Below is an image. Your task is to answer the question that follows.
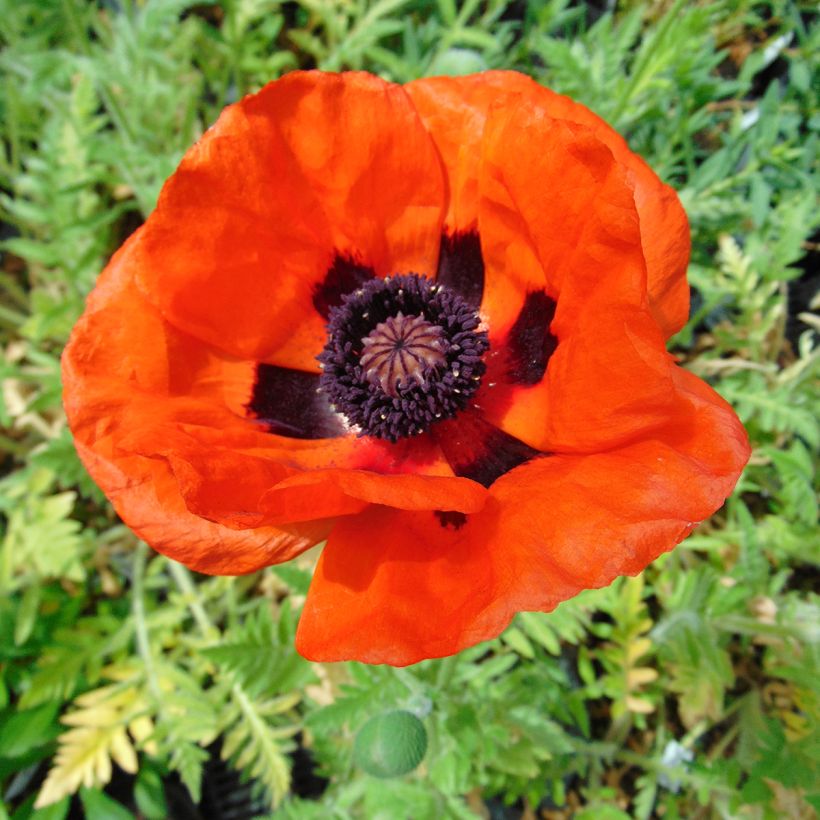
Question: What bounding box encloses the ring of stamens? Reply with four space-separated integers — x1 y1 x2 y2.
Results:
318 274 488 442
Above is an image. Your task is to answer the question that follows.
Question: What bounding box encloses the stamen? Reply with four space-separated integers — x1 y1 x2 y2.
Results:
318 274 489 442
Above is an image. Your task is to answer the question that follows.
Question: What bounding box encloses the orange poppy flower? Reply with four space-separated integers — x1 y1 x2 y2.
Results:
63 71 750 666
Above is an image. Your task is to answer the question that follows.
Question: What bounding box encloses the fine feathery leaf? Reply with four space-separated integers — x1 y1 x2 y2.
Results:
35 685 146 808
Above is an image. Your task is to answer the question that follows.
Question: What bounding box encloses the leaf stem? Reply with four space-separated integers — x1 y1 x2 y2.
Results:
167 559 218 638
132 542 163 703
435 653 460 691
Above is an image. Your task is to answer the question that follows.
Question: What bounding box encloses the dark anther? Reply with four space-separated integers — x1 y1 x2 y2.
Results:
318 274 489 442
505 290 558 385
313 253 375 319
434 511 468 530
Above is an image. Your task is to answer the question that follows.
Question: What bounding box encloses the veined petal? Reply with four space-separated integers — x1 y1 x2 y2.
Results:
407 71 689 337
485 365 750 607
63 234 481 574
296 504 509 666
71 441 323 575
135 71 446 365
297 365 749 664
478 105 677 452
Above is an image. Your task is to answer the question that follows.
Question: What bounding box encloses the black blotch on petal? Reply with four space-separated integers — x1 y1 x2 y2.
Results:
434 411 543 489
248 365 346 439
506 290 558 385
436 230 485 310
313 253 375 319
435 510 468 530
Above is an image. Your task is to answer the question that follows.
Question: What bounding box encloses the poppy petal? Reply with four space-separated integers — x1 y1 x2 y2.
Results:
135 71 446 365
73 440 324 575
62 243 332 571
477 105 685 453
406 74 504 232
261 469 487 519
63 237 486 574
407 74 547 337
480 107 644 314
484 366 751 610
122 416 488 528
406 71 688 337
296 504 507 666
297 365 749 665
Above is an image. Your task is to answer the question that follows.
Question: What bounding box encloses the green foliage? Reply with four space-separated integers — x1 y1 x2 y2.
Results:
0 468 89 594
1 0 817 816
587 576 659 722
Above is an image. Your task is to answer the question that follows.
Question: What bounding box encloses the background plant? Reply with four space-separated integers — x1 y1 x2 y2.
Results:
0 1 817 818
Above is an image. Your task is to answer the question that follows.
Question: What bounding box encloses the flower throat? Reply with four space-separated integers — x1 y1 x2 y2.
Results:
318 274 488 442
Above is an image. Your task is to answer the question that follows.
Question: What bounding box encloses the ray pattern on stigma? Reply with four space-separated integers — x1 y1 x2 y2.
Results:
318 274 489 442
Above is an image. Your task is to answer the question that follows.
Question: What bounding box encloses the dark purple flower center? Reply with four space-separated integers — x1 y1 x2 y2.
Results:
318 274 488 442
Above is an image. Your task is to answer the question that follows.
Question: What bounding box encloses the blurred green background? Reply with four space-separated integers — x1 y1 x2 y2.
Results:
0 1 818 818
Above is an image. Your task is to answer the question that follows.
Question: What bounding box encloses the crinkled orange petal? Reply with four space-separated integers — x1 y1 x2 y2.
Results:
405 75 498 232
406 71 688 337
124 426 486 526
63 240 331 571
542 307 677 452
262 469 486 518
477 105 679 452
115 423 362 529
407 73 548 341
479 107 644 322
134 71 445 367
296 365 749 665
482 366 751 610
117 408 486 525
296 504 507 666
72 441 323 575
64 234 485 562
